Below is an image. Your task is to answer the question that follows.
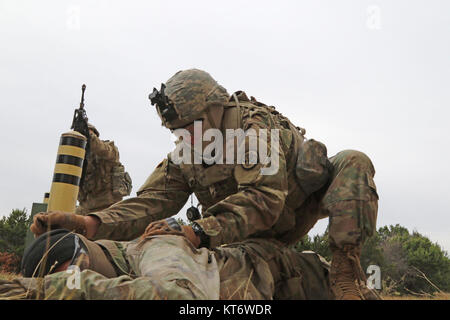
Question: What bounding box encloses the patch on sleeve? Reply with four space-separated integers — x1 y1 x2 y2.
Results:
234 151 262 185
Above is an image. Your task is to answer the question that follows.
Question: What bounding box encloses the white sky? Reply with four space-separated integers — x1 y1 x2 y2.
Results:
0 0 449 251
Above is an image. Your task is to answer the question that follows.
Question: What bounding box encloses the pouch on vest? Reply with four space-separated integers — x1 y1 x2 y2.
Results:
112 165 132 197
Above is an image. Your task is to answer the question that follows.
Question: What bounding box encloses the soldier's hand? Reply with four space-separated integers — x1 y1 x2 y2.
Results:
30 211 87 237
143 218 184 237
180 225 201 248
142 218 200 248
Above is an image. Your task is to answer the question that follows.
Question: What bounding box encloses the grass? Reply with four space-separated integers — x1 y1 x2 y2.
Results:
382 292 449 300
0 271 20 281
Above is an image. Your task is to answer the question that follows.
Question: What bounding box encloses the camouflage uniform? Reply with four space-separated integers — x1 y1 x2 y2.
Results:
87 91 378 253
25 70 378 300
26 235 332 300
76 126 132 215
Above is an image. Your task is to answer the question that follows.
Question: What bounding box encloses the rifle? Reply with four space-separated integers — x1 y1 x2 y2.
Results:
70 84 90 187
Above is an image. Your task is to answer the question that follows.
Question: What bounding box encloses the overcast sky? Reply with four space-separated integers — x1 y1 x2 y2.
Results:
0 0 449 251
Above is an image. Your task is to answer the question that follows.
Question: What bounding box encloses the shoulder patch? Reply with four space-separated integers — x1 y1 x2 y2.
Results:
234 164 261 185
234 150 261 185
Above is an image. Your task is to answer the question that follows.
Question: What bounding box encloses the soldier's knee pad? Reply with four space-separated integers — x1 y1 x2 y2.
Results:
324 150 378 207
333 150 375 174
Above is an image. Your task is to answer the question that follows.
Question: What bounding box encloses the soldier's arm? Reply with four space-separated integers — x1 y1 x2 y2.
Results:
89 130 119 161
39 269 197 300
86 157 191 241
195 121 289 248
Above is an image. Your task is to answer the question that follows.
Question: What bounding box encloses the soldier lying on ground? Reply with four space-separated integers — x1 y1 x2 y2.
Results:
0 228 334 300
30 69 380 299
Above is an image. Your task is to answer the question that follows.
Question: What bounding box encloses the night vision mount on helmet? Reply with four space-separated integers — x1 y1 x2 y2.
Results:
149 83 178 123
148 69 229 129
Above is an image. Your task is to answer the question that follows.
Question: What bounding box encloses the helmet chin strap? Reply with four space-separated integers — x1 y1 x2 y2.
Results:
204 105 224 130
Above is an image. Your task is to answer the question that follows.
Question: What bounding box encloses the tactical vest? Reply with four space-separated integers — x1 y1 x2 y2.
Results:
177 92 329 242
96 239 135 276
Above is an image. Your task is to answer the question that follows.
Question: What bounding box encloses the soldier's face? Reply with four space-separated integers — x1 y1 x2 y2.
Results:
181 119 202 145
173 108 223 150
52 253 90 273
181 116 215 147
53 260 71 273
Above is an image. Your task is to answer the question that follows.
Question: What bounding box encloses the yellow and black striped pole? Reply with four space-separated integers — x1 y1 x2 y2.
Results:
43 192 50 204
47 130 87 213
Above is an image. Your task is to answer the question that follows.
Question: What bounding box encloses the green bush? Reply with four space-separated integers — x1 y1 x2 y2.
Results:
295 231 331 261
295 224 450 295
0 209 30 268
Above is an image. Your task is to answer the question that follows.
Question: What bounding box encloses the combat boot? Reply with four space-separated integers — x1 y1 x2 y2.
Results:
330 244 365 300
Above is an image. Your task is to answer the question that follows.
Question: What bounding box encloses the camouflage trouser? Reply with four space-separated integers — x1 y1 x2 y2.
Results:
128 237 332 300
297 150 379 249
126 235 220 299
215 238 333 300
40 235 331 300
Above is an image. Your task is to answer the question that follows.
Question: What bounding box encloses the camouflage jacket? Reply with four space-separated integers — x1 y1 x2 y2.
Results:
89 91 331 246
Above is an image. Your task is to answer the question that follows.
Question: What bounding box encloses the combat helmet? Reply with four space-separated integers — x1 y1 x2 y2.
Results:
87 123 99 137
149 69 229 129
